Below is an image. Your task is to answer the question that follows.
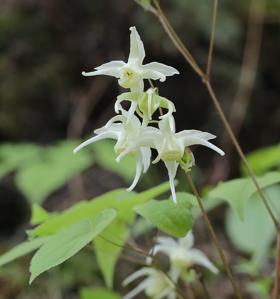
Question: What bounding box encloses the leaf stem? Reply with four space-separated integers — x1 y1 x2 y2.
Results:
186 173 243 299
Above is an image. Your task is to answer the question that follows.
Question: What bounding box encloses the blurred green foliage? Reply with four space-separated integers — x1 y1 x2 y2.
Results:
242 143 280 176
80 287 121 299
0 140 137 204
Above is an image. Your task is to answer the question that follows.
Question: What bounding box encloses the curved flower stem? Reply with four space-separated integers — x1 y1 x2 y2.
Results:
150 0 279 230
186 172 243 299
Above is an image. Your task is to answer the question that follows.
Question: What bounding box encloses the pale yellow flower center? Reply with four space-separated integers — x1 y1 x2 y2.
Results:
119 66 141 89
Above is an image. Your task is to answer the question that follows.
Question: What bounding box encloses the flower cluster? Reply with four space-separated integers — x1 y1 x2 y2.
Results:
74 26 224 203
123 231 218 299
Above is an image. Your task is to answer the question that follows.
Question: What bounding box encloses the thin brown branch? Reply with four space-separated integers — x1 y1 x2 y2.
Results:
206 0 218 77
224 0 265 149
186 173 243 299
97 234 150 258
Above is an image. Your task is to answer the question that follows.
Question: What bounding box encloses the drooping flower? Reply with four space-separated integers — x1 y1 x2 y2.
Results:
152 116 225 203
152 231 218 281
123 267 176 299
115 88 176 124
73 109 157 191
82 27 179 92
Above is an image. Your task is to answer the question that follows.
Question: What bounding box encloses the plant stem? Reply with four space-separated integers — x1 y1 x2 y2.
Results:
199 276 211 299
186 173 243 299
151 0 279 230
206 0 218 77
273 231 280 299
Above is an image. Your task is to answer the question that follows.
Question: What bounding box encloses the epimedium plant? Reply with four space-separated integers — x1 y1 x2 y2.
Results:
0 7 280 299
0 26 224 298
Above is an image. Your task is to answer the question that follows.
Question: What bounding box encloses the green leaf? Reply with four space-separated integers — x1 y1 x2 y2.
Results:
29 209 116 283
93 140 135 182
93 220 129 288
0 143 40 178
16 140 93 204
31 204 52 225
226 185 280 263
134 193 195 237
31 189 130 237
208 172 280 218
242 143 280 176
0 237 49 267
80 287 121 299
117 180 171 219
32 182 170 237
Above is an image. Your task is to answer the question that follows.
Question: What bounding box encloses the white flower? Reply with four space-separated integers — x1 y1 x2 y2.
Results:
73 109 157 191
152 231 218 281
82 26 179 92
123 267 176 299
115 88 176 124
153 116 225 203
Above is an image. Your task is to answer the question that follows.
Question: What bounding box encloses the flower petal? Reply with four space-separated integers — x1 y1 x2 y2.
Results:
179 231 194 249
128 27 145 65
73 132 117 153
156 236 178 248
140 147 151 173
95 123 122 135
115 92 139 114
127 101 138 121
164 161 179 204
151 244 173 256
184 136 225 156
127 155 143 191
95 60 126 70
82 60 125 77
176 130 216 141
152 138 167 164
123 279 150 299
142 62 179 82
188 248 219 274
123 268 154 286
169 266 181 283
